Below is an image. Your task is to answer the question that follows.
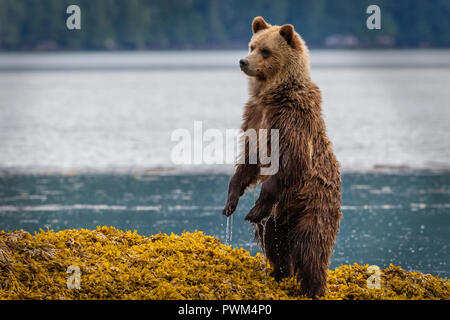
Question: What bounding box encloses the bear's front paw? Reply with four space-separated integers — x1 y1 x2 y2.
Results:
244 205 267 223
222 194 239 217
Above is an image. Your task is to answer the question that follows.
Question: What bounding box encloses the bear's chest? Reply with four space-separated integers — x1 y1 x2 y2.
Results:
243 100 270 132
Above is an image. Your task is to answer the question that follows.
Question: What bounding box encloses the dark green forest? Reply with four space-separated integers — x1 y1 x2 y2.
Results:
1 0 450 50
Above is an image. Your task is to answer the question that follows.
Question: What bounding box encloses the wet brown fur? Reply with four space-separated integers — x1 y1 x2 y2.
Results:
223 17 342 298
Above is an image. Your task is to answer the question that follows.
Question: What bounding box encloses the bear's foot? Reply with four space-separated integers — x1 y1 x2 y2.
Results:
299 281 327 299
269 269 290 282
244 205 270 223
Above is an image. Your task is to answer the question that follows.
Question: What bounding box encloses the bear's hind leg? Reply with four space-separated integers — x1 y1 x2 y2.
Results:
255 216 292 282
291 213 339 298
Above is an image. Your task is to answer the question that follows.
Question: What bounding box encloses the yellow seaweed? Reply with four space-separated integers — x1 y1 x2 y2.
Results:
0 226 448 300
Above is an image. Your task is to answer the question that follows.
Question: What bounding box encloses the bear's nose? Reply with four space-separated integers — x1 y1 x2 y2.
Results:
239 59 248 68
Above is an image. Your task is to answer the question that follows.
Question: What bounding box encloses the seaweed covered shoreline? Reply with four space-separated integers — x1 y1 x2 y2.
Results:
0 226 448 300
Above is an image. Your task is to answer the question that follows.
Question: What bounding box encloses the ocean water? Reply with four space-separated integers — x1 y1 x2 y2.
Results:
0 50 449 172
0 172 448 278
0 50 449 278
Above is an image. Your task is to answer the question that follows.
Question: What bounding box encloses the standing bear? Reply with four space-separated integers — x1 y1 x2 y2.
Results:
223 16 342 298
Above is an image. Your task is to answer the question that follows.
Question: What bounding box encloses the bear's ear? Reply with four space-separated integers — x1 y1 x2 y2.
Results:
252 16 270 34
279 24 296 47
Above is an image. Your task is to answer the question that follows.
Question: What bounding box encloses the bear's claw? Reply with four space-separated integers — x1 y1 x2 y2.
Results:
222 197 238 216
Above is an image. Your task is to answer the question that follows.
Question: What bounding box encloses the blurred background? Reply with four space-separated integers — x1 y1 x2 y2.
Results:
0 0 449 278
1 0 450 50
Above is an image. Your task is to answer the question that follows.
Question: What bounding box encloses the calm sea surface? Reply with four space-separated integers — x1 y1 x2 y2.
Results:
0 50 449 277
0 50 449 172
0 172 448 278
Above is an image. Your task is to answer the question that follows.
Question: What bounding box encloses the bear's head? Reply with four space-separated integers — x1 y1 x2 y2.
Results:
240 16 310 83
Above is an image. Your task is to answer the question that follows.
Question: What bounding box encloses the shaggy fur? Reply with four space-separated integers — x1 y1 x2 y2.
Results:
223 16 342 298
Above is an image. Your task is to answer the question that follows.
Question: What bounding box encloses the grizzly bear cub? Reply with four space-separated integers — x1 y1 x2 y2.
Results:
222 16 342 298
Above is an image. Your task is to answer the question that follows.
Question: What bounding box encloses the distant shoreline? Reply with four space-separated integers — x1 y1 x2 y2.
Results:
1 49 450 72
4 46 450 52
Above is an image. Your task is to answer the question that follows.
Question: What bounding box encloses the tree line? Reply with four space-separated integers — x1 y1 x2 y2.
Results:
1 0 449 50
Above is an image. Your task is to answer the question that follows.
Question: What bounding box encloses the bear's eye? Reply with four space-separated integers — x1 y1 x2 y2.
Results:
250 45 255 52
260 48 271 58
